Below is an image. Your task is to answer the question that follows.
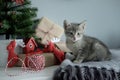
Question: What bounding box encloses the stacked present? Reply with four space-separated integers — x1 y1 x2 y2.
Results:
55 42 71 52
35 17 71 53
35 17 64 44
6 17 71 69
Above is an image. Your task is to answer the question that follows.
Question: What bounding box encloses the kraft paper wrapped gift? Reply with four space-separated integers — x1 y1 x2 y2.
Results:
16 53 58 67
55 42 71 52
35 17 64 44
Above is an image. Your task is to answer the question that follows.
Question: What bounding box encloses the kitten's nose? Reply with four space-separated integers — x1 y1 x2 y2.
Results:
73 37 76 41
73 37 75 40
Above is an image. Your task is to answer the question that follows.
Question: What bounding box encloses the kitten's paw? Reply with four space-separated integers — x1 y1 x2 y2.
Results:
73 60 80 64
65 52 75 60
73 59 83 64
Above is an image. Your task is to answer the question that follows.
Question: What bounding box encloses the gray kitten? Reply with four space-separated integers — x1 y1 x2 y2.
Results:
64 20 111 63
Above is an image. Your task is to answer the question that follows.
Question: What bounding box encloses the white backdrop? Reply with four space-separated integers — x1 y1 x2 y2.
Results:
31 0 120 48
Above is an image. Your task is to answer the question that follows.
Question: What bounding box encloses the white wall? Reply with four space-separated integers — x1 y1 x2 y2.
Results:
31 0 120 48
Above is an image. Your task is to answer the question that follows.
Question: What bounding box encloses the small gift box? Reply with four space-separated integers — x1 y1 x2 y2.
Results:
55 42 71 52
35 17 64 44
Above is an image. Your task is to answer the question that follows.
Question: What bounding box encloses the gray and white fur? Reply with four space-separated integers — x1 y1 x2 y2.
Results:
64 20 111 63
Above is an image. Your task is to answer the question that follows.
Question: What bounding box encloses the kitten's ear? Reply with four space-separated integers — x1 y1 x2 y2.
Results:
64 20 71 30
79 20 86 30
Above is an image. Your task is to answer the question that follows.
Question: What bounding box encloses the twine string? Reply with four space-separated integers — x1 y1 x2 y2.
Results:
5 55 45 76
37 24 57 43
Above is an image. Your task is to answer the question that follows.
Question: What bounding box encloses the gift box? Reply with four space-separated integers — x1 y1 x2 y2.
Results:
16 53 58 67
55 42 71 52
35 17 64 44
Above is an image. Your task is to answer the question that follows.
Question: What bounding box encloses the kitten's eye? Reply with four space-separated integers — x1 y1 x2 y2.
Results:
69 32 73 35
77 33 80 36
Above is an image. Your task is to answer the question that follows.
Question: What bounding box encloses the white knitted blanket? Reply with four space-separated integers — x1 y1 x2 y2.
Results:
61 49 120 72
